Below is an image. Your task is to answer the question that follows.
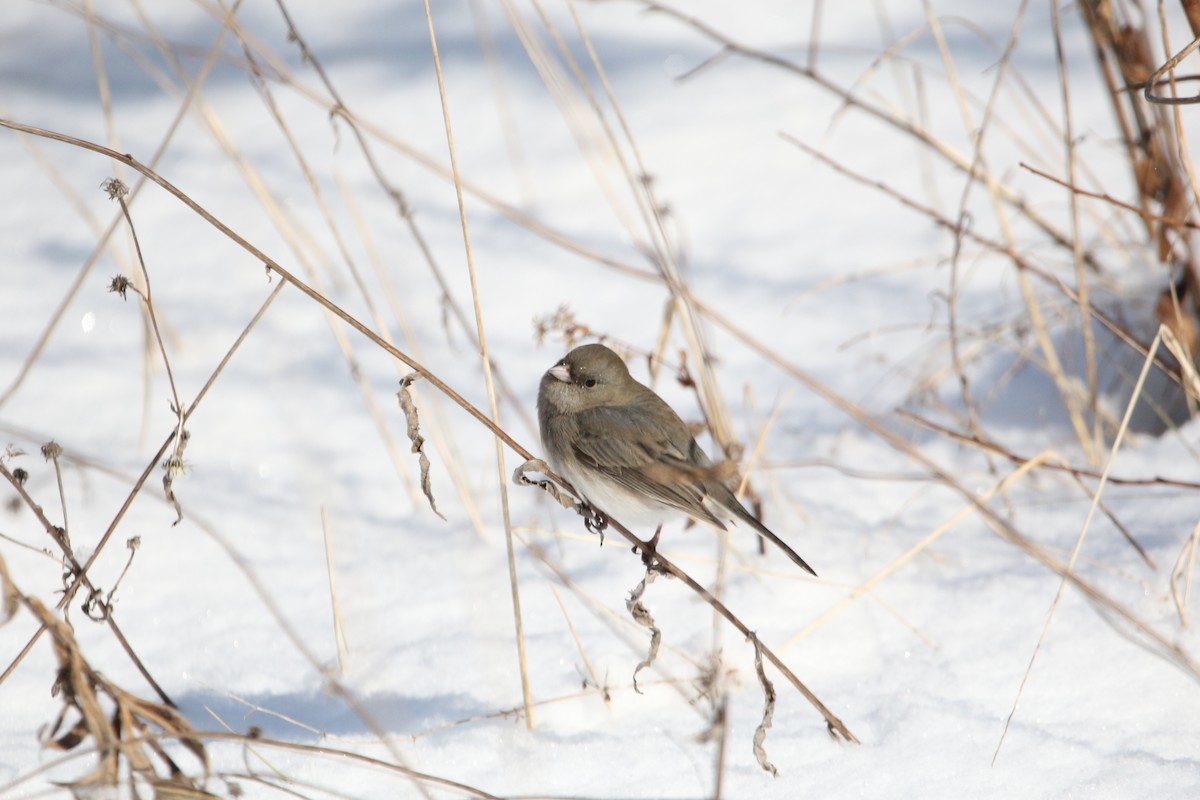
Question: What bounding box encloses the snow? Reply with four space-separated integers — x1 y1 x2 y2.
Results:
2 0 1200 797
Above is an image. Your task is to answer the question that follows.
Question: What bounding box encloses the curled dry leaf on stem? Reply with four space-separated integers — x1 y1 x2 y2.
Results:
397 373 446 521
512 458 608 538
162 435 190 526
750 634 778 778
626 569 661 695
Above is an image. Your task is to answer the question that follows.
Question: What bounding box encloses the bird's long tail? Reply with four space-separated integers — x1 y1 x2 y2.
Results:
731 503 817 576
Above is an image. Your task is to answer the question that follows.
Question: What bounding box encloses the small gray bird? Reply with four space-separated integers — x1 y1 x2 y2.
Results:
537 343 816 575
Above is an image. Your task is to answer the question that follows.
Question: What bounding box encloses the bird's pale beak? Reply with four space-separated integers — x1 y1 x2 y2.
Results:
548 363 571 383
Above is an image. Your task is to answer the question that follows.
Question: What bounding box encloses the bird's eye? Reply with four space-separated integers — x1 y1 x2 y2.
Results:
584 378 596 388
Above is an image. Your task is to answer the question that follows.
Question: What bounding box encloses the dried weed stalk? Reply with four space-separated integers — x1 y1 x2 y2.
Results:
0 553 211 797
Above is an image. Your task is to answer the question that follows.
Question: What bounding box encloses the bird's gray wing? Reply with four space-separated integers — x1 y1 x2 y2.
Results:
570 401 726 527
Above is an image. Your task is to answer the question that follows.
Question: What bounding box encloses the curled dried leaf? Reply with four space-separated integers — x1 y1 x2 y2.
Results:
750 634 779 777
398 374 446 521
16 589 211 794
163 473 183 526
512 459 577 513
625 569 661 694
512 459 607 541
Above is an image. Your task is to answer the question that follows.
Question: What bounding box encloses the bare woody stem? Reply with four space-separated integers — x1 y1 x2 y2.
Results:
0 117 857 742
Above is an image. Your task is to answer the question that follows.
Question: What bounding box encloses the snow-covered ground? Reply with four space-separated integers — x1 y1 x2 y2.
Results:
2 1 1199 797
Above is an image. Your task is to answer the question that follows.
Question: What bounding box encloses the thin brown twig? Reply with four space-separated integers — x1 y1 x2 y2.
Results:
1020 161 1200 231
0 461 172 706
1 728 501 800
0 117 856 743
899 409 1156 568
898 408 1200 490
0 2 238 409
1050 0 1102 455
994 324 1168 764
626 0 1105 273
783 133 1184 389
689 296 1200 682
105 181 188 473
0 278 286 697
1143 32 1200 104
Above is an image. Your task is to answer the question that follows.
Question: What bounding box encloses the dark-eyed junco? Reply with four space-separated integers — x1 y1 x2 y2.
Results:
537 343 816 575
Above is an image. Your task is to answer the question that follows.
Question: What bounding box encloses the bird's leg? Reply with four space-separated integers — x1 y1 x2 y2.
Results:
581 502 608 542
634 525 662 567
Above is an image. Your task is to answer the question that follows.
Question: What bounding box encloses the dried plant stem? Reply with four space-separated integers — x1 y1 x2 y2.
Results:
1171 519 1200 625
548 584 606 705
83 0 120 163
222 18 434 513
0 119 537 481
108 186 186 462
265 0 536 433
0 461 171 706
993 324 1170 764
784 135 1174 387
529 0 737 458
939 0 1027 462
1051 0 1101 453
45 445 71 550
420 0 535 730
0 279 285 697
5 728 501 800
521 482 858 740
785 452 1053 649
0 117 856 744
321 507 349 675
635 0 1098 271
1022 161 1200 231
692 296 1200 682
187 508 435 799
900 409 1200 490
0 6 236 409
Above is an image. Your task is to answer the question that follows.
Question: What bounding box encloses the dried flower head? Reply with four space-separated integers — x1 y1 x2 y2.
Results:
108 275 131 300
100 177 129 200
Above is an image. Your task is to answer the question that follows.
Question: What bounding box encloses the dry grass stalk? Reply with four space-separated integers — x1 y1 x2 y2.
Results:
0 553 211 797
995 323 1176 763
548 583 610 705
695 295 1200 686
0 456 171 706
1171 519 1200 626
784 451 1054 650
0 278 284 700
519 467 858 741
420 0 536 729
103 178 189 523
321 506 350 676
